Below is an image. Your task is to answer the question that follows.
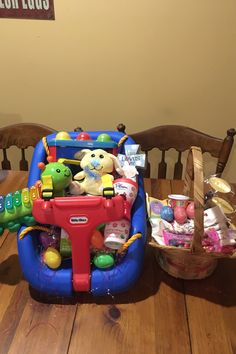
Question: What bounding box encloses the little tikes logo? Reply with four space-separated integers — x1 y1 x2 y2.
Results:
70 216 88 224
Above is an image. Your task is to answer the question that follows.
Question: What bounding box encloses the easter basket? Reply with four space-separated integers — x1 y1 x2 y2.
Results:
149 146 235 280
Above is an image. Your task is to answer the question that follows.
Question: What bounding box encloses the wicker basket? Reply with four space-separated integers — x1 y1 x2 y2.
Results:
149 146 233 280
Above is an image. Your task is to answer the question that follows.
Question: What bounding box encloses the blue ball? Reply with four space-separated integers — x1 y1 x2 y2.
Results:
160 206 174 222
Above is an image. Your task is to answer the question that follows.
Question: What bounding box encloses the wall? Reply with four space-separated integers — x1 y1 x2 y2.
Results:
0 0 236 180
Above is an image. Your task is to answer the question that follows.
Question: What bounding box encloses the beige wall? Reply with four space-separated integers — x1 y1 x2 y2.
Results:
0 0 235 180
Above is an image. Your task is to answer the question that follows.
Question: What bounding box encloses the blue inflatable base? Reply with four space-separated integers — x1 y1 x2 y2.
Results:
17 131 147 296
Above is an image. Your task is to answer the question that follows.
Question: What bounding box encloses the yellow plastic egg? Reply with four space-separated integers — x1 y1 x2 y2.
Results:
55 131 71 140
208 177 231 193
44 247 62 269
212 197 234 214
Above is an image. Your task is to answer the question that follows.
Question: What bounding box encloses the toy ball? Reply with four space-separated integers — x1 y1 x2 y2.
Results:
186 202 195 219
55 131 71 140
91 229 104 250
160 206 174 222
96 133 112 142
43 247 62 269
174 206 188 224
76 132 91 141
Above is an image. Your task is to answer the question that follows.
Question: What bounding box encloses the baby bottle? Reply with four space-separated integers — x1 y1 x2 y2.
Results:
104 178 138 250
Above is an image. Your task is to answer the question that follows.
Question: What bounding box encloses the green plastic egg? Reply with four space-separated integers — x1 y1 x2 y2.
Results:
93 253 114 269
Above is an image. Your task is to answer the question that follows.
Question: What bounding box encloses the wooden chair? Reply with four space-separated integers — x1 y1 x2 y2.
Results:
0 123 57 171
117 124 236 179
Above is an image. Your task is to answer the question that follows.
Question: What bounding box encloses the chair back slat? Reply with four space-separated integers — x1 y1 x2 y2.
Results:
216 128 236 175
158 151 167 179
144 157 150 178
173 151 183 180
117 124 236 179
2 149 11 170
0 123 56 171
20 149 28 171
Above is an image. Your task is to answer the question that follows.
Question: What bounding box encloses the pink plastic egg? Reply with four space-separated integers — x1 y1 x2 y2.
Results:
186 202 195 219
174 206 187 224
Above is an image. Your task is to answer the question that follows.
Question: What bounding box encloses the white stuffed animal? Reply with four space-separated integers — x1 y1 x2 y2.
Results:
69 149 123 195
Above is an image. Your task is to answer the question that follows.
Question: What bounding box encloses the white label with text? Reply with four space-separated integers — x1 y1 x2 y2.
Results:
69 216 88 224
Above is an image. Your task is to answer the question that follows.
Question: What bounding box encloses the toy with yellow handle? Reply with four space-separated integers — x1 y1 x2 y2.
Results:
41 175 53 200
38 158 72 197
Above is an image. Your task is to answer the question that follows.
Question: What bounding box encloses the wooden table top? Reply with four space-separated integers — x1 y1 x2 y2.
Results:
0 171 236 354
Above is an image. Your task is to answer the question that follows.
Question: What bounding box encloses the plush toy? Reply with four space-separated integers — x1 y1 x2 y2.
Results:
69 149 123 196
38 157 72 198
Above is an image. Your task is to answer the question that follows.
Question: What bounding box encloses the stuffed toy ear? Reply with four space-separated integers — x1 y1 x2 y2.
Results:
108 153 124 176
74 149 91 160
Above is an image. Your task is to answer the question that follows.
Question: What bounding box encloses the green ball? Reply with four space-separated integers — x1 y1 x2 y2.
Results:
96 133 112 142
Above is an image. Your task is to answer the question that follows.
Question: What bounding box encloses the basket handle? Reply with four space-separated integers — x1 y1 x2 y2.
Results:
183 146 204 253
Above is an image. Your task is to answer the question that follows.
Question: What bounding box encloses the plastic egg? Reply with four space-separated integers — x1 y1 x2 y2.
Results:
43 247 61 269
212 196 234 214
160 206 174 222
93 253 114 269
186 202 195 219
76 132 92 141
55 131 71 140
91 229 104 250
174 206 187 224
208 177 231 193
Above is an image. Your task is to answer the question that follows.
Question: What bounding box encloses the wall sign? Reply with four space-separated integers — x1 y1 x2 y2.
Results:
0 0 55 20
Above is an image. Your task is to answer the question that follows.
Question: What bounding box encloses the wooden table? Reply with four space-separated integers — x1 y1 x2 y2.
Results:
1 171 236 354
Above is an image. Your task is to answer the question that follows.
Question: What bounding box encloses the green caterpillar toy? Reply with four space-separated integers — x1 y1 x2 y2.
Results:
0 188 37 235
0 161 72 235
